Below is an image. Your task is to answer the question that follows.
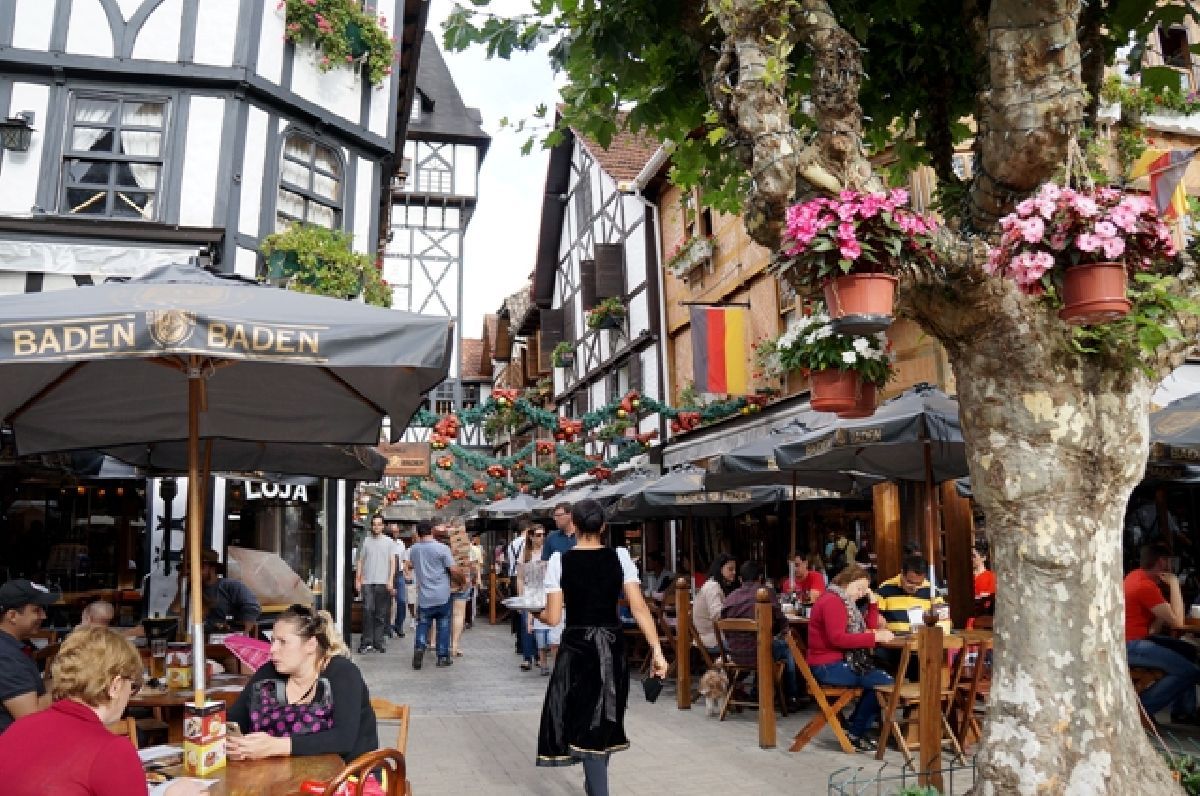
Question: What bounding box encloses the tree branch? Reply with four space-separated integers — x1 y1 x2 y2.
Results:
965 0 1086 230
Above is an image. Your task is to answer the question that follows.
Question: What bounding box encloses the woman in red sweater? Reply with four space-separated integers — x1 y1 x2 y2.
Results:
806 564 895 751
0 626 205 795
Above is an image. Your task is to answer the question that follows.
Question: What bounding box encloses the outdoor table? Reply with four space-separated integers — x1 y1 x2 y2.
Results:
130 673 249 742
150 753 345 796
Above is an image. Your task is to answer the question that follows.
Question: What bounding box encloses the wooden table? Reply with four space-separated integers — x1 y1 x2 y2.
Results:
153 753 345 796
130 674 249 742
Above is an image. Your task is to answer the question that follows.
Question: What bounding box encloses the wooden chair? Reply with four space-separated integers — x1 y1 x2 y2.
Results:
618 598 649 672
712 618 788 720
321 748 407 796
878 633 969 768
947 633 994 747
370 697 411 755
785 633 861 754
651 603 679 680
107 717 139 749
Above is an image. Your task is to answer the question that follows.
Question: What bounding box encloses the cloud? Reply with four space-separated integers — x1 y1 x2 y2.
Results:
424 3 560 338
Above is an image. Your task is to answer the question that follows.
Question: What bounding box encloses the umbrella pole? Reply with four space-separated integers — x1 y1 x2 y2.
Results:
923 440 936 591
789 471 797 559
187 358 206 707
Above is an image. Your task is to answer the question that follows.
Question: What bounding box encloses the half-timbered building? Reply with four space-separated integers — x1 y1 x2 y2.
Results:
0 0 429 633
531 119 667 461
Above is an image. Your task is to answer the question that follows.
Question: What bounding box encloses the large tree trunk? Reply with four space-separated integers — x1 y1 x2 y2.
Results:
921 289 1181 793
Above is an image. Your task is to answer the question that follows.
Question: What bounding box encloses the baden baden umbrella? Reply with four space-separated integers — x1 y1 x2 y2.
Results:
1150 392 1200 464
478 492 541 519
103 441 386 482
773 383 967 583
0 264 452 706
611 467 791 520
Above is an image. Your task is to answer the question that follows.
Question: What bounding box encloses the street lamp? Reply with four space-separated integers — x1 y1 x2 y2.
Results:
0 112 35 152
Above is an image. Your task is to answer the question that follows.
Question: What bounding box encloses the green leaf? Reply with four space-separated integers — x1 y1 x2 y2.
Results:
1142 66 1183 94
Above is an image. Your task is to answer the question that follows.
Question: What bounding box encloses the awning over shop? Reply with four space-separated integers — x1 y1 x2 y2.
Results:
660 396 820 468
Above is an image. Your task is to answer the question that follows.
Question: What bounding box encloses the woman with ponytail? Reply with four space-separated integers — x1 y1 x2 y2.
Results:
534 499 668 796
227 604 378 762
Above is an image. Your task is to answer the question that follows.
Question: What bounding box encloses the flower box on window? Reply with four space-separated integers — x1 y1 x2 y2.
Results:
666 236 715 281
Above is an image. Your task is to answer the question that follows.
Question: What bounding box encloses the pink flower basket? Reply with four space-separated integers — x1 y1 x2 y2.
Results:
223 634 271 672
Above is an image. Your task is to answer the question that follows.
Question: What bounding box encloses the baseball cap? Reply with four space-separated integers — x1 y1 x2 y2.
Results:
0 579 60 610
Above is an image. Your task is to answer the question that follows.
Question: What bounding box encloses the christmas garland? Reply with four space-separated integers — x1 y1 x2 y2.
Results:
387 388 769 511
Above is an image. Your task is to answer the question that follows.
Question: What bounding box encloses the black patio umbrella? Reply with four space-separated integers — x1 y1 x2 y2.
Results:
773 383 968 583
102 441 386 482
610 467 792 520
0 264 452 705
478 492 541 520
1150 392 1200 464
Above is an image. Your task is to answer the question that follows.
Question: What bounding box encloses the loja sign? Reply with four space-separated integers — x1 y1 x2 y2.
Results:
243 481 310 501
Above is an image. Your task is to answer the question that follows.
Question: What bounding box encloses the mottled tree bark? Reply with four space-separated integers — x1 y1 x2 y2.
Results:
703 0 1196 790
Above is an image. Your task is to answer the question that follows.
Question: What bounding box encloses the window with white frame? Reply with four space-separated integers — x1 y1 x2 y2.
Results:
61 94 169 220
276 133 343 230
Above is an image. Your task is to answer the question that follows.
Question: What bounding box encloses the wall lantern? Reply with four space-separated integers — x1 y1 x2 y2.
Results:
0 112 35 152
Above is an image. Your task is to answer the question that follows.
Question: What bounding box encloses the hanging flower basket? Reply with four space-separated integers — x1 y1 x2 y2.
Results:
587 297 627 331
986 183 1176 327
824 273 899 334
810 369 870 416
551 342 575 368
1059 262 1133 325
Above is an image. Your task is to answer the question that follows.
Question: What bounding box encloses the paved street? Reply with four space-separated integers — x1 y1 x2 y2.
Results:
353 618 976 795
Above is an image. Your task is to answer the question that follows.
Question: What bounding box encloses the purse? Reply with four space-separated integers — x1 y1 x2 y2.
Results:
845 648 873 675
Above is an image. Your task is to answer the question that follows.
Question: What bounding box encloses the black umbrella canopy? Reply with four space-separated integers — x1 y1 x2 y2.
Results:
0 264 452 454
704 415 880 493
1150 392 1200 463
611 468 791 520
102 441 386 482
478 492 541 519
772 383 967 483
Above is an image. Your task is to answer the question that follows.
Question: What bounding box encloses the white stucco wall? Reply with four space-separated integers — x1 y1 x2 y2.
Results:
354 156 373 252
0 83 51 216
131 0 183 63
66 0 115 58
11 0 54 51
178 95 227 228
193 0 240 67
238 107 270 235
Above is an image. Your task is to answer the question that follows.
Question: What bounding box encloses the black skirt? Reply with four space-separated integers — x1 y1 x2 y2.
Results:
536 625 630 766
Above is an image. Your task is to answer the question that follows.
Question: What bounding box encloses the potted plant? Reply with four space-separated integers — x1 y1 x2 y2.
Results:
260 223 392 308
776 188 939 333
665 235 715 280
587 296 627 330
282 0 396 86
985 183 1176 325
757 311 893 418
551 341 575 368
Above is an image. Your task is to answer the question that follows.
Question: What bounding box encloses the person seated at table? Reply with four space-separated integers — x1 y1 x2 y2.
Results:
641 551 673 597
1125 543 1200 725
227 603 378 762
171 549 261 634
0 578 58 734
77 600 143 638
780 553 826 604
806 564 895 751
720 561 804 711
875 555 946 632
0 625 205 795
693 554 737 655
969 544 996 629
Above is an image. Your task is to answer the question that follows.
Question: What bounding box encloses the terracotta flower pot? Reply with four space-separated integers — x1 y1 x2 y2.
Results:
810 369 868 416
1058 262 1132 326
825 274 898 334
837 380 877 419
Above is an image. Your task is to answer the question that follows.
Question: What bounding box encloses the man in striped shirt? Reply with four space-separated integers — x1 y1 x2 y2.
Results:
875 554 946 632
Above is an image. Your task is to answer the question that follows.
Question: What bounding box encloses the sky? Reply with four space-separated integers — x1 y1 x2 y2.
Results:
425 1 559 339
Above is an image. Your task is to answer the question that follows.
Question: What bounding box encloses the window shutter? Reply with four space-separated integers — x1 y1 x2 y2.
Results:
538 308 564 372
563 298 576 345
629 352 643 391
529 336 543 379
494 320 512 362
594 243 625 299
574 391 589 416
579 259 597 310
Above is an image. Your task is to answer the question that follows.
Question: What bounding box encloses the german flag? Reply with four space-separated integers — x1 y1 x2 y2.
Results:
1130 148 1194 220
689 306 749 395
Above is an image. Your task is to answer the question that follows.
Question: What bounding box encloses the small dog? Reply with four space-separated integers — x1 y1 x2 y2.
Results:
699 662 730 716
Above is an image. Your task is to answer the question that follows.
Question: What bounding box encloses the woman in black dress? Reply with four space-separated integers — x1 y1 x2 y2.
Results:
534 498 668 796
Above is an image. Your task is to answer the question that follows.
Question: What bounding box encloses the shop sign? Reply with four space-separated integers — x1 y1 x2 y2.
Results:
243 481 310 501
378 442 430 476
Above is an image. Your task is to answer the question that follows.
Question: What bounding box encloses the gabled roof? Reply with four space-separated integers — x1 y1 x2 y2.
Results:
460 337 488 382
409 32 491 152
532 115 661 307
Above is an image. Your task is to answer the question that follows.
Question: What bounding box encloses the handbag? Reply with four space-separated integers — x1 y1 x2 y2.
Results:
845 648 873 675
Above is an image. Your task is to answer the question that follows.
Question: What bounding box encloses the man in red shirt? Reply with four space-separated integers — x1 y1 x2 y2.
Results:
1125 543 1200 724
780 553 827 604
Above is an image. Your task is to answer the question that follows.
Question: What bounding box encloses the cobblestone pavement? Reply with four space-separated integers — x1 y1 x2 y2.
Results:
352 616 973 795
